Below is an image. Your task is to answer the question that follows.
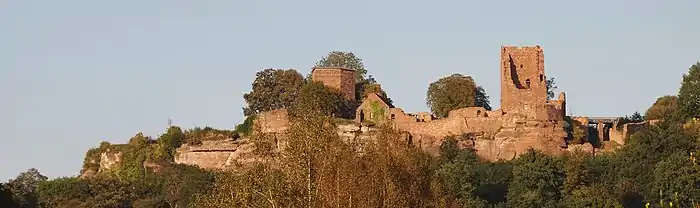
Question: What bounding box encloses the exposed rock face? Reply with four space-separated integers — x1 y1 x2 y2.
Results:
99 151 123 171
175 140 258 170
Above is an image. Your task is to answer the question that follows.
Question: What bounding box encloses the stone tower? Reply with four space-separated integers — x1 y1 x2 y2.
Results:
500 45 548 120
311 67 356 101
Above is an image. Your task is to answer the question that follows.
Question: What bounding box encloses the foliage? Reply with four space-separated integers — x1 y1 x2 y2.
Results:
155 126 185 162
507 149 563 208
288 81 353 119
234 115 256 137
546 76 558 100
360 82 393 106
368 100 387 123
117 133 156 181
7 168 47 208
678 62 700 120
615 111 645 130
243 68 305 116
475 85 492 111
183 126 236 146
426 74 478 118
646 95 678 121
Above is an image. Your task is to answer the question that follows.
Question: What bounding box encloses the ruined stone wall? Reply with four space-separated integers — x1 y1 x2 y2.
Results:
394 112 503 141
448 107 490 118
256 109 289 134
311 67 356 101
500 46 548 120
389 108 419 123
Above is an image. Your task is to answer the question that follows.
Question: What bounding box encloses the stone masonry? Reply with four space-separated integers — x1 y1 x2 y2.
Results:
311 67 356 101
501 46 551 121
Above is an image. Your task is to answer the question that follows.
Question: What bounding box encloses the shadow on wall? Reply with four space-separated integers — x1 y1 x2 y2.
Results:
508 55 526 89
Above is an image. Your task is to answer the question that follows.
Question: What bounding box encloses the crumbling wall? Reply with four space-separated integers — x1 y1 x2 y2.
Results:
311 67 356 101
448 107 490 118
256 109 289 134
389 108 418 123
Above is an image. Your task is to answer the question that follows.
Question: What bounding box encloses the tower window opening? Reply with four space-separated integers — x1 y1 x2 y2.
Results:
540 74 544 82
525 79 531 88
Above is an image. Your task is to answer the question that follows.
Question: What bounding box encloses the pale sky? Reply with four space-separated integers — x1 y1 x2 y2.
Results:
1 0 698 180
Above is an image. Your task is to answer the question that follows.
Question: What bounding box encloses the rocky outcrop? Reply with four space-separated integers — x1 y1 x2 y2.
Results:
175 139 258 170
99 151 123 171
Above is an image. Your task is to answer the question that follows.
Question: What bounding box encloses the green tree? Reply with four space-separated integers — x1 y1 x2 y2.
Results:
677 62 700 120
156 126 185 161
7 168 47 208
645 95 678 121
243 68 305 116
547 77 558 100
158 164 215 207
431 136 487 207
359 82 393 106
475 86 492 111
426 74 477 118
652 151 700 207
507 149 564 208
0 183 18 207
288 81 352 119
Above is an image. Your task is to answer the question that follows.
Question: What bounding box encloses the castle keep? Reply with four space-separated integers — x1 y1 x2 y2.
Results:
311 66 356 101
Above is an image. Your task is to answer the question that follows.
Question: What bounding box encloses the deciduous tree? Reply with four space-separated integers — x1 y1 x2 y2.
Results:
243 69 305 116
677 62 700 120
426 74 478 118
7 168 47 208
288 81 352 119
645 95 678 121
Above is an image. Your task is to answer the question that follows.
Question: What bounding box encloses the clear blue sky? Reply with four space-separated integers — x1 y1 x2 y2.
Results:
1 0 698 180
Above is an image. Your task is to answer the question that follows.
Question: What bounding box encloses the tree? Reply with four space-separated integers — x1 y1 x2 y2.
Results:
0 183 18 208
426 74 477 118
546 77 558 100
288 81 352 119
506 149 564 208
243 68 305 116
652 151 700 207
645 95 678 121
156 126 185 161
359 82 393 106
677 62 700 120
7 168 47 208
475 86 492 111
